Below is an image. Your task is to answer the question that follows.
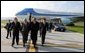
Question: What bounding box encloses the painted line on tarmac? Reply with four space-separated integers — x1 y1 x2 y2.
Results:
26 40 38 52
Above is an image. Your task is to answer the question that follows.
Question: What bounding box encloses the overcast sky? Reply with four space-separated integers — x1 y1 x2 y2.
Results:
1 1 84 17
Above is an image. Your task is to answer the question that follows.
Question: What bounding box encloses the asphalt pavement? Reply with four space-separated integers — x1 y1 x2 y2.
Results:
1 28 84 52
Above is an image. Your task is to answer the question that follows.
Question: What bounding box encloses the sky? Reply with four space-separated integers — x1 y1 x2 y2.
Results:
1 1 84 18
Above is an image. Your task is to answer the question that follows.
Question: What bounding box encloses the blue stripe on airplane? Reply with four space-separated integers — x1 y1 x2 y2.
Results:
16 8 81 16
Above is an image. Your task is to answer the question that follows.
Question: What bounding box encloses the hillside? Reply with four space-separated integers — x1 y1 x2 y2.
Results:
69 16 84 23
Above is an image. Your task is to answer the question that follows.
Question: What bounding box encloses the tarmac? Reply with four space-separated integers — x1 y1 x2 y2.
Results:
1 28 84 52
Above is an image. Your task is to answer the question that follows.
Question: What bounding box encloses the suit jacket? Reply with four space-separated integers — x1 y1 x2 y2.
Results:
21 22 30 32
30 21 39 40
40 22 48 34
4 22 12 31
11 22 20 34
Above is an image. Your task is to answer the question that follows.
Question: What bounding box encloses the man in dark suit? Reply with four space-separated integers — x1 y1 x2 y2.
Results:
21 19 31 47
40 18 48 46
30 17 39 48
11 17 21 47
4 20 12 39
48 21 52 32
39 20 43 37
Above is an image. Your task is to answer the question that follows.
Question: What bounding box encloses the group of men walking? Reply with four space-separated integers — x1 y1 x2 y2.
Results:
4 16 50 48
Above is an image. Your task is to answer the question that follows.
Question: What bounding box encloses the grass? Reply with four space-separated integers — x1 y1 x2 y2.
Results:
1 20 8 24
1 20 8 28
74 21 84 26
66 26 84 34
66 22 84 34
